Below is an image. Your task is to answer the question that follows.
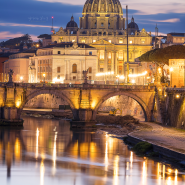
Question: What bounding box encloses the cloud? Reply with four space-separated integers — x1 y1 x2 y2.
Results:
0 22 59 28
0 31 38 41
35 0 185 15
149 18 180 23
150 32 167 36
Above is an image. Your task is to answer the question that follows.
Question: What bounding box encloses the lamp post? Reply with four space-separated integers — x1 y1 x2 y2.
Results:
170 67 173 87
43 73 45 83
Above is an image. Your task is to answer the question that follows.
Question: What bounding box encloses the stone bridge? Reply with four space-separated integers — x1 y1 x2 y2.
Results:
0 82 156 126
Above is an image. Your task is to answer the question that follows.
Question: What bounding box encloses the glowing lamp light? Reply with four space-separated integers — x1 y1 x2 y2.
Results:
170 67 173 72
120 75 125 79
43 74 45 77
131 79 135 84
129 71 147 77
52 16 54 19
176 94 180 99
20 76 23 81
16 101 21 108
164 94 167 97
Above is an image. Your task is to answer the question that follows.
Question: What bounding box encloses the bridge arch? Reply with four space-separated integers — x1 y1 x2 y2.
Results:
93 91 151 121
17 89 75 118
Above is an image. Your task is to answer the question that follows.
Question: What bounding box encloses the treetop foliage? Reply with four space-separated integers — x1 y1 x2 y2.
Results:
140 45 185 65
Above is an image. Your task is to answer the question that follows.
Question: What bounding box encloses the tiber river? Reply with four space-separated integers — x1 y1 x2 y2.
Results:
0 116 185 185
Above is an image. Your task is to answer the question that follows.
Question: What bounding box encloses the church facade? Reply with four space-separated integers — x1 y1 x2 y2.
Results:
51 0 153 83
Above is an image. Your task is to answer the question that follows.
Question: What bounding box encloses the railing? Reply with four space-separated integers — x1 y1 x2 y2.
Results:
166 87 185 92
10 83 155 91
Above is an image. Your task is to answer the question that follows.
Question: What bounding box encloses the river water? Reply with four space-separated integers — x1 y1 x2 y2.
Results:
0 116 185 185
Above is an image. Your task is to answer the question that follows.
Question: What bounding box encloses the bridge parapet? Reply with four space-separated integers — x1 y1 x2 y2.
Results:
14 83 155 91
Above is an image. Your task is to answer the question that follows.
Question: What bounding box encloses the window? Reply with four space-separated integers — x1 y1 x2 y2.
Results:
89 76 92 80
43 60 45 64
72 64 77 73
38 67 39 72
88 67 92 73
118 51 123 60
40 67 42 72
101 23 104 26
57 75 60 79
119 66 122 74
100 50 104 59
58 51 60 54
40 60 42 64
119 40 123 44
108 52 111 59
89 51 92 55
100 68 104 72
94 22 97 27
57 67 60 73
108 22 110 27
43 67 45 72
82 40 85 43
73 76 76 80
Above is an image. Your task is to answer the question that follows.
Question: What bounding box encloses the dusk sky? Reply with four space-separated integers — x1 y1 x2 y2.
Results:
0 0 185 42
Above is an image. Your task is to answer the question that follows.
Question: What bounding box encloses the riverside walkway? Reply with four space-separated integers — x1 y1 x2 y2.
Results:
129 122 185 156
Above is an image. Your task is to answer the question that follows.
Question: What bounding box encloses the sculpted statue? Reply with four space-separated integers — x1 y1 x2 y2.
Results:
83 69 89 84
8 69 14 83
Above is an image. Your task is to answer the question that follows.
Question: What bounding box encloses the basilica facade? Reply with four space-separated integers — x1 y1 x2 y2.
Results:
51 0 153 83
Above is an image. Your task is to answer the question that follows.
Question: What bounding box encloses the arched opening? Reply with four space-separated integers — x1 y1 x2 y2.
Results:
97 95 145 121
17 90 75 119
72 64 77 73
93 92 149 122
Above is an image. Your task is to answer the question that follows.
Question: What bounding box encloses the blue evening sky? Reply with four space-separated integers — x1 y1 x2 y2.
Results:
0 0 184 41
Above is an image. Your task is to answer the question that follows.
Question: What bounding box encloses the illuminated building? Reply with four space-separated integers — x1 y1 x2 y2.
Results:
28 42 97 83
51 0 153 83
169 59 185 87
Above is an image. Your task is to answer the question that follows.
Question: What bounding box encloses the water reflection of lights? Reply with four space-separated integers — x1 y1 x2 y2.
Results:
130 151 133 168
52 131 57 175
40 160 45 185
36 128 39 159
157 163 161 185
105 140 108 171
113 155 119 185
142 161 147 185
163 165 165 179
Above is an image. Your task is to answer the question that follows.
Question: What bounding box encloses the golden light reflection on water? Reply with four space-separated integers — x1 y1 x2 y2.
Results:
52 131 57 175
36 128 39 159
0 117 185 184
113 155 119 185
142 160 147 185
40 160 45 185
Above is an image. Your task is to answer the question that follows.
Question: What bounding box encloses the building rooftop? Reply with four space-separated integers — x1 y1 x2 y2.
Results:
43 43 95 49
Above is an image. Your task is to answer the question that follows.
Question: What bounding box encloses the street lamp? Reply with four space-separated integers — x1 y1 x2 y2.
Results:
43 73 45 83
20 76 23 83
170 67 173 87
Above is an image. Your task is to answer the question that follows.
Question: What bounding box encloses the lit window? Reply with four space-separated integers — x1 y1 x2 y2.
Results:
100 68 104 72
72 39 75 42
108 52 111 59
93 40 96 43
82 40 85 43
89 51 92 55
129 40 132 44
57 67 60 73
57 75 60 79
88 67 92 73
72 64 77 73
89 76 92 80
118 51 123 60
119 40 123 44
141 39 145 44
100 50 104 59
73 76 76 80
108 40 111 43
